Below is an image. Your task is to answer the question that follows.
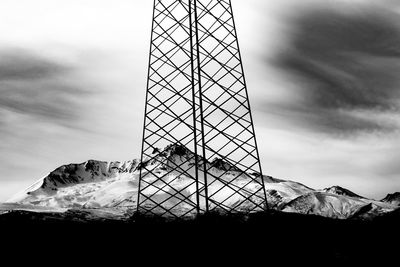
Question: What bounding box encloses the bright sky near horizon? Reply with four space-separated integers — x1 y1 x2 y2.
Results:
0 0 400 201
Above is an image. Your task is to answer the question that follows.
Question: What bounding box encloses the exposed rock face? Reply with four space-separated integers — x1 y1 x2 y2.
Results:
382 192 400 206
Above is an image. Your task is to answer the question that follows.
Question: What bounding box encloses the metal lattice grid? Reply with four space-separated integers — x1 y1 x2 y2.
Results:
137 0 268 218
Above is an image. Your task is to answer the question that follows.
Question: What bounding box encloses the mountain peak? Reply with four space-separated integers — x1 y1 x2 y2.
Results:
210 158 241 171
323 186 363 198
143 143 243 173
140 143 200 169
160 144 243 172
146 143 198 161
164 143 195 157
382 192 400 206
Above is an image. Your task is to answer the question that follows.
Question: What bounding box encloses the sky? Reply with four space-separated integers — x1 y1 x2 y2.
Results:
0 0 400 201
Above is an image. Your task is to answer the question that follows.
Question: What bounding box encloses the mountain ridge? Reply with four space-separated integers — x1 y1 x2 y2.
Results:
4 144 399 220
382 192 400 206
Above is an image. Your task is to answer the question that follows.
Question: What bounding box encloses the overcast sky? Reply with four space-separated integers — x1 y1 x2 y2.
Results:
0 0 400 201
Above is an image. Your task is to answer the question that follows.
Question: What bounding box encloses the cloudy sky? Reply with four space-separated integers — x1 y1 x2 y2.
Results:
1 0 400 201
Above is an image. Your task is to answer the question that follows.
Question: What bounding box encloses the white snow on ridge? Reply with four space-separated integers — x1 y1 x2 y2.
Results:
7 159 139 208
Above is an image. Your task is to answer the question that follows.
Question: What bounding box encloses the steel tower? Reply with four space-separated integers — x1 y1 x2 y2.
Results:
137 0 267 218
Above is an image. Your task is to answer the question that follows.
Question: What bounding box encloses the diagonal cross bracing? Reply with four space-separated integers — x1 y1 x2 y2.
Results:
137 0 268 217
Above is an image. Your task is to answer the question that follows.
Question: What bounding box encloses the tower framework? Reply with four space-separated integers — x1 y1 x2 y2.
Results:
137 0 268 217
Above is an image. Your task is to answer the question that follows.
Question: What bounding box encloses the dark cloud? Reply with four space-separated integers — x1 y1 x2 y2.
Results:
0 50 69 80
273 5 400 135
0 49 91 126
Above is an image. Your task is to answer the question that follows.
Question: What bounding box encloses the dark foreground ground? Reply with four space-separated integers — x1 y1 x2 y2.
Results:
1 209 399 265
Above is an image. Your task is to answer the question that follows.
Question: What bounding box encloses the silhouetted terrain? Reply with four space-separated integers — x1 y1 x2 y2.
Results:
1 209 399 265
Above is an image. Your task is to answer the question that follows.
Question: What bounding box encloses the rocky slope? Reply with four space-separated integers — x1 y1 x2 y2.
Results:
382 192 400 206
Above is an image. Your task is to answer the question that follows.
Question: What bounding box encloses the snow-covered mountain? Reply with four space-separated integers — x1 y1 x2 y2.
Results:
322 186 363 198
382 193 400 206
8 159 140 211
4 144 399 220
281 192 395 219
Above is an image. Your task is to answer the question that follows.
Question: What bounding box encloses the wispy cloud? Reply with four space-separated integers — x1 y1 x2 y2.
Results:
271 4 400 135
0 48 91 127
